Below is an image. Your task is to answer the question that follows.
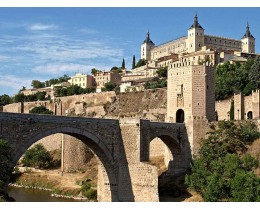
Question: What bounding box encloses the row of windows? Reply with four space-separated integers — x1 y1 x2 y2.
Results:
72 78 86 82
189 32 203 36
96 77 109 80
205 38 241 47
243 41 254 45
71 83 85 86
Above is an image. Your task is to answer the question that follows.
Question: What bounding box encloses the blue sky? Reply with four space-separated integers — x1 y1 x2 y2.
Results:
0 7 260 96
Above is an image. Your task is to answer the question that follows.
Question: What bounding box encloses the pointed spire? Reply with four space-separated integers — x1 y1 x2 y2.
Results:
194 12 198 23
143 28 154 45
189 12 203 30
242 21 254 39
146 28 150 38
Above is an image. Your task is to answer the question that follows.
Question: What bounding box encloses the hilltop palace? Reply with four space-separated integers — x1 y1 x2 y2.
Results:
125 13 257 93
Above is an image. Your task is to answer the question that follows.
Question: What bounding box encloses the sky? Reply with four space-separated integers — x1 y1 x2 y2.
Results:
0 7 260 96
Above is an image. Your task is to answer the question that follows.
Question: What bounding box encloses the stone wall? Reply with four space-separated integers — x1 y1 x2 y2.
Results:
215 98 232 120
31 133 62 151
3 89 167 121
215 90 260 121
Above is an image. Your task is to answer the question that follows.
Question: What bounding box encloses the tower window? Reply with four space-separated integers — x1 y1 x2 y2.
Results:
197 32 198 35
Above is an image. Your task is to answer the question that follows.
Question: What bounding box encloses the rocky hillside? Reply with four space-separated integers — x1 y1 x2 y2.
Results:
105 88 167 121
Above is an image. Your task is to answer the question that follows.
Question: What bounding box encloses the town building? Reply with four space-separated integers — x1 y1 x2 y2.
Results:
93 71 122 92
68 73 94 89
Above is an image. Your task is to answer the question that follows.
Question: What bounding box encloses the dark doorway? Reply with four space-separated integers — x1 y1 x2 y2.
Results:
176 109 185 123
247 111 253 119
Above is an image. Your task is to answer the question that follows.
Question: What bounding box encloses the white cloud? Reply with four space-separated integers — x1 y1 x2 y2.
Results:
0 75 32 90
33 63 89 75
0 55 9 61
28 23 57 31
32 63 111 75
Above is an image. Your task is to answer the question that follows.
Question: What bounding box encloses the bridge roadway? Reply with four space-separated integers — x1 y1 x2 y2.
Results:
0 112 191 202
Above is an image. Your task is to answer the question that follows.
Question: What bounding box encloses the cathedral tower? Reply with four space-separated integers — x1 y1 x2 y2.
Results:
188 13 205 53
241 22 255 53
141 30 155 61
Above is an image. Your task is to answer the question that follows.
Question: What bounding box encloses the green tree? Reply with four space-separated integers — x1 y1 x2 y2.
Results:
29 106 53 115
230 171 260 202
13 93 25 103
156 66 168 78
249 56 260 89
21 144 53 169
0 94 11 106
0 139 12 190
144 78 167 90
229 99 234 120
122 58 125 69
185 121 260 202
102 82 116 91
135 59 147 68
91 68 98 75
215 58 257 100
31 80 45 89
110 66 122 73
132 55 136 69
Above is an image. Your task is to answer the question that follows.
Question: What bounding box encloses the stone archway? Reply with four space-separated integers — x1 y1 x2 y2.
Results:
12 127 119 202
149 135 184 201
176 109 185 123
247 111 253 119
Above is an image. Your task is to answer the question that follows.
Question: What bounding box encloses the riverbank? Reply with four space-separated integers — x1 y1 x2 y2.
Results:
9 167 97 201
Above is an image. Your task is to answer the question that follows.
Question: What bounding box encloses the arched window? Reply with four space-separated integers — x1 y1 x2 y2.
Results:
247 111 253 119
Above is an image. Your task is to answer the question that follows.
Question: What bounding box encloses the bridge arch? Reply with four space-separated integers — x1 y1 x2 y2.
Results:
149 134 184 200
12 126 119 202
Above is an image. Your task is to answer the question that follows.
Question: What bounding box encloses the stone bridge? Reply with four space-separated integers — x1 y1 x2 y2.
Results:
0 112 191 202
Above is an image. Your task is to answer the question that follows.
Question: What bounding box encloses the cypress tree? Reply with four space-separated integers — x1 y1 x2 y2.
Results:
122 58 125 69
132 55 136 69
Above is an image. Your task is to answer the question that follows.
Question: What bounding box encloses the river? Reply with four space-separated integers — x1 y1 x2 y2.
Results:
7 186 82 202
8 186 182 202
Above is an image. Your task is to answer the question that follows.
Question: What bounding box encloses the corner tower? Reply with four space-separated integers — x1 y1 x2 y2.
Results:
241 22 255 53
141 30 155 61
188 13 205 53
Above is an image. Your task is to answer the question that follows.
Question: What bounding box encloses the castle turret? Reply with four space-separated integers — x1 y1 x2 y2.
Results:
241 22 255 53
188 13 205 53
141 29 155 61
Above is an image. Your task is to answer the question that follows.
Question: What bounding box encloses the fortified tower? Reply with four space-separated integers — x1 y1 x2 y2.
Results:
141 30 155 61
188 13 205 53
166 51 216 155
241 22 255 53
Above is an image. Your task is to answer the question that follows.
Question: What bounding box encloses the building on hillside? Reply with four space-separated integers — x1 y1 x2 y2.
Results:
93 71 122 92
141 14 256 66
68 73 94 89
119 77 157 93
21 87 54 99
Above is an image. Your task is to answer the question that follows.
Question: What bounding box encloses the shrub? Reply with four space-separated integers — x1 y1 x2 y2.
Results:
80 181 97 200
29 106 53 115
185 120 260 201
0 139 12 190
21 144 53 169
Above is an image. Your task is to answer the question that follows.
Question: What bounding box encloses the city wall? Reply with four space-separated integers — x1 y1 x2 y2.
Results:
215 90 260 121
